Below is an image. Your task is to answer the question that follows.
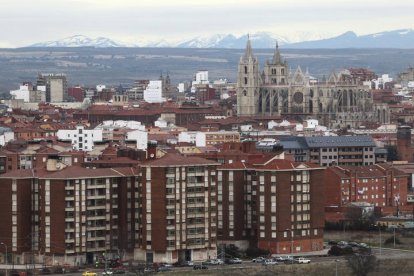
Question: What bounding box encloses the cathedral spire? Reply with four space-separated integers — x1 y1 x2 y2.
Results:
243 34 254 60
272 40 282 64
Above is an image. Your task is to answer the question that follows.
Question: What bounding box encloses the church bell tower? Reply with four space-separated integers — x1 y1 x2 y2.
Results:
237 36 261 116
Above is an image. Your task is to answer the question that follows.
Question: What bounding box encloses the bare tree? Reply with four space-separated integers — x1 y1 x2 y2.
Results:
347 253 377 276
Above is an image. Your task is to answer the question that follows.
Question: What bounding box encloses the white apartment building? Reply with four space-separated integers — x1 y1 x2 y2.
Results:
95 120 148 150
178 131 199 144
57 125 103 151
191 71 209 93
143 80 165 103
0 127 14 146
126 129 148 150
10 84 32 102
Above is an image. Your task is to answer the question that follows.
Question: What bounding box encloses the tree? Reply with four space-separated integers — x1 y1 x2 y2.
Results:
347 253 377 276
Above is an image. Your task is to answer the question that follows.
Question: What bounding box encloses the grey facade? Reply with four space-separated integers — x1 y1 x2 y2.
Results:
279 136 378 166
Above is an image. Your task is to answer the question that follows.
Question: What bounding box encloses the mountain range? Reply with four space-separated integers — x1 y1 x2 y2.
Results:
27 29 414 49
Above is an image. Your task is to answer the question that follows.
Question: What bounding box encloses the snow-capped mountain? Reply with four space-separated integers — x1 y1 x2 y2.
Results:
29 35 126 48
287 29 414 48
26 29 414 49
176 32 289 48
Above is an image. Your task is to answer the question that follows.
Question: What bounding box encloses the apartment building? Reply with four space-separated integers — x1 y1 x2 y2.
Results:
57 125 103 151
325 164 410 218
0 166 140 265
138 154 219 264
217 157 325 254
279 136 377 166
196 131 240 147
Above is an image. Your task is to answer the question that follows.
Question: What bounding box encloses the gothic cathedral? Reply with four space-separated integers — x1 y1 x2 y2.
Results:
236 38 390 128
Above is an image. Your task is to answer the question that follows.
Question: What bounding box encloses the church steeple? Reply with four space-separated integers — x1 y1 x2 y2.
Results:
272 41 282 64
243 34 254 60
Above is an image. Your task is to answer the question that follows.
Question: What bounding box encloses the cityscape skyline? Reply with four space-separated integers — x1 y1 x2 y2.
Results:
1 0 413 47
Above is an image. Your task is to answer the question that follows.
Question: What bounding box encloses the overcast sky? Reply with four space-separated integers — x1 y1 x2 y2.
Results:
0 0 413 47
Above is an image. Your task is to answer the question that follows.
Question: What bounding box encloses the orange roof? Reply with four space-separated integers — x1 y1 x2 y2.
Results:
143 153 219 167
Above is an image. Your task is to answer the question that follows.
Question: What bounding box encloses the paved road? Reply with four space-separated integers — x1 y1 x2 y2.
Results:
3 247 414 276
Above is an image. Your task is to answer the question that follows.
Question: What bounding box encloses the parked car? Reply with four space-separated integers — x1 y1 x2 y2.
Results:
296 257 311 264
157 266 172 272
284 256 295 264
338 241 348 246
214 259 224 265
82 272 97 276
102 270 113 276
252 257 266 263
274 256 286 262
227 258 242 264
184 261 194 266
263 259 278 265
348 241 359 247
193 264 208 270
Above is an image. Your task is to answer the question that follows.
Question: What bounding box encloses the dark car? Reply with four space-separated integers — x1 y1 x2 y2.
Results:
157 267 172 273
193 264 208 270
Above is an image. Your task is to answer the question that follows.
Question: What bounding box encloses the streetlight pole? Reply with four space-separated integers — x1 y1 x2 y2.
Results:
335 259 339 276
379 225 382 256
393 227 396 248
1 242 8 276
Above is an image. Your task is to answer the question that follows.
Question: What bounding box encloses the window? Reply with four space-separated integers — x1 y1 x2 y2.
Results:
244 66 247 74
244 77 248 85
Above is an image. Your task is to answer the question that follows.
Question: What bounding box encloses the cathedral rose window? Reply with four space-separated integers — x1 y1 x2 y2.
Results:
293 92 303 104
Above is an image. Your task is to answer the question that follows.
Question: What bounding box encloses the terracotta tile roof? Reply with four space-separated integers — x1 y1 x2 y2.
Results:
143 153 219 167
218 161 247 170
0 166 139 179
218 158 322 171
337 165 386 178
36 147 60 154
253 159 322 170
0 169 37 179
89 157 140 164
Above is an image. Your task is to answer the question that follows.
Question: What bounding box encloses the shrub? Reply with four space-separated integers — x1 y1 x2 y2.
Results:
384 236 402 245
245 247 270 258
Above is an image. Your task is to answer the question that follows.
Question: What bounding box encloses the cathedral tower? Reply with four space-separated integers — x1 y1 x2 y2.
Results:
263 42 289 85
237 37 261 116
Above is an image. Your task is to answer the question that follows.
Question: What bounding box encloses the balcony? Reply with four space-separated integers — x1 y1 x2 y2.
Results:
339 158 363 163
87 205 106 210
65 238 75 243
87 226 106 231
87 236 106 242
88 195 107 200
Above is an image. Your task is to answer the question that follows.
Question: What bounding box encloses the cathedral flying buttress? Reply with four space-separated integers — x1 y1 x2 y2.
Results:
236 38 390 129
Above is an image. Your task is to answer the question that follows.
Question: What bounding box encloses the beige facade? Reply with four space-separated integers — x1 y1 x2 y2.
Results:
236 41 390 128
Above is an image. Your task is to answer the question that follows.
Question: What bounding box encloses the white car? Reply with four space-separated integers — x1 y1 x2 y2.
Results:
212 259 224 265
263 259 278 265
297 257 311 264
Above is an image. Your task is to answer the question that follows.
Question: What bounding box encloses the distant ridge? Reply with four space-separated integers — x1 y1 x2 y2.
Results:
29 35 126 48
287 29 414 49
26 29 414 49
